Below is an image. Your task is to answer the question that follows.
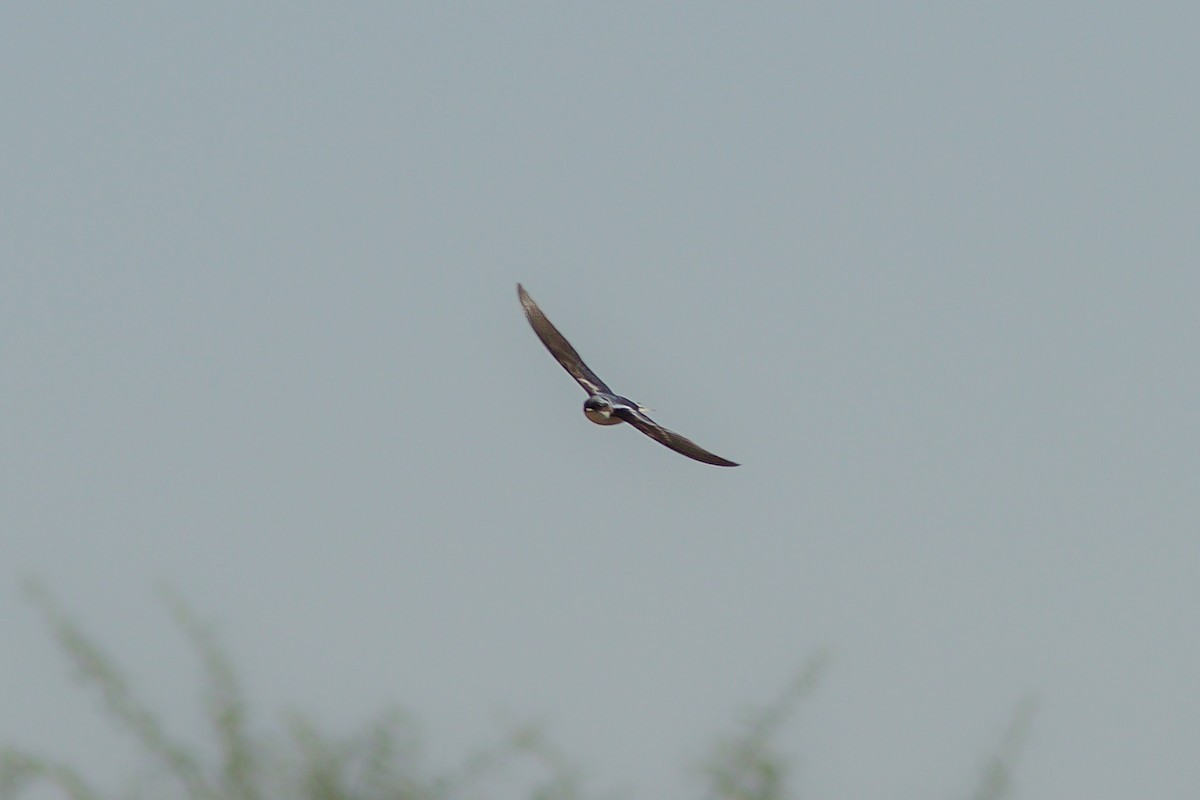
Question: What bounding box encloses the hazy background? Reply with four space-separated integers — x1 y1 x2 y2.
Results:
3 5 1197 798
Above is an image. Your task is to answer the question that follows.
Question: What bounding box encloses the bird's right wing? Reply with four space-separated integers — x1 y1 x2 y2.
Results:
517 284 611 395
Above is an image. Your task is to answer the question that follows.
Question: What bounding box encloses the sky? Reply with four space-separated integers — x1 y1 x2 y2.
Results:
2 5 1198 799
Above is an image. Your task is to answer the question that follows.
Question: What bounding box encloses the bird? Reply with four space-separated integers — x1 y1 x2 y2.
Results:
517 283 739 467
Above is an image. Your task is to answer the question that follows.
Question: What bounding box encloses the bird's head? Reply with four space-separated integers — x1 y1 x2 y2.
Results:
583 395 622 425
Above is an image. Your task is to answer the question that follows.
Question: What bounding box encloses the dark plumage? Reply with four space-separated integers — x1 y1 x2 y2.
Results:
517 283 739 467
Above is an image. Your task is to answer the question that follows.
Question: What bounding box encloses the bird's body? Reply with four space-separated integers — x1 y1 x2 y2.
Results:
583 394 626 425
517 283 739 467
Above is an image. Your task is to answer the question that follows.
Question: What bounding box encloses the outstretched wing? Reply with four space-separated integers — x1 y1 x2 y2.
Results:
517 284 611 395
614 406 739 467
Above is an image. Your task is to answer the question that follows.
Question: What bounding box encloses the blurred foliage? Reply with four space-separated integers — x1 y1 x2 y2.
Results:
2 581 1033 799
697 653 828 800
970 694 1038 800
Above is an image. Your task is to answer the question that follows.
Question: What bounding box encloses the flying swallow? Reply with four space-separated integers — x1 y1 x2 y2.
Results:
517 283 739 467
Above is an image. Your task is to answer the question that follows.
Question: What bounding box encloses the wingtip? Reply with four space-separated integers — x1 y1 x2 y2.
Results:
517 283 534 307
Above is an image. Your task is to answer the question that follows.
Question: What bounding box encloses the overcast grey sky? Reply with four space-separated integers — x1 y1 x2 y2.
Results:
3 5 1197 799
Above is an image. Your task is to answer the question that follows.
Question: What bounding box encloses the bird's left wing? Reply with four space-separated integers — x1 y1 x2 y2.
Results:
614 406 739 467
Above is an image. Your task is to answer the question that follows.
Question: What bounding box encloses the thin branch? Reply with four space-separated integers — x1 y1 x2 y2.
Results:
20 579 218 800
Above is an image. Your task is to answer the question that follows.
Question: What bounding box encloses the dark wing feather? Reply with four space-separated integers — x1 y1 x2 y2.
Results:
517 284 610 395
614 406 739 467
